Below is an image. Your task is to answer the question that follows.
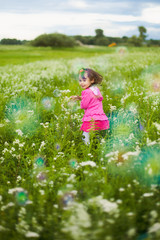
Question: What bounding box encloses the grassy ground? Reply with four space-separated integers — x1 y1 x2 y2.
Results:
0 45 115 66
0 46 160 240
0 45 158 66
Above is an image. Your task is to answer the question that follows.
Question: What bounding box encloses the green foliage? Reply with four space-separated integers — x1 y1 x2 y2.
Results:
128 35 142 47
94 36 109 46
138 26 147 41
147 39 160 47
0 38 27 45
31 33 76 47
1 26 160 49
95 28 104 38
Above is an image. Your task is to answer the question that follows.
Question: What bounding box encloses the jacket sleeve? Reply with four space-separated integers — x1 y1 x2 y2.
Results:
80 90 92 109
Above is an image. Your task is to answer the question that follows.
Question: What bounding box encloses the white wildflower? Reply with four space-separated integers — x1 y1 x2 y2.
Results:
25 232 40 238
5 119 10 123
109 104 116 111
150 210 158 219
8 187 24 194
133 179 139 185
66 184 73 188
53 204 58 208
2 148 8 154
146 138 157 146
149 223 160 233
143 193 154 197
40 141 45 148
88 196 118 214
62 202 91 239
1 202 15 211
13 139 20 145
16 176 22 182
127 228 136 237
116 199 122 204
153 122 160 131
16 129 23 136
122 150 140 160
67 174 76 182
129 106 137 114
127 212 134 216
39 190 45 195
80 161 96 167
119 188 125 192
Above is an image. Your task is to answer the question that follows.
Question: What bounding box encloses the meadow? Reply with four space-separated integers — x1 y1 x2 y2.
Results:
0 45 115 66
0 45 160 240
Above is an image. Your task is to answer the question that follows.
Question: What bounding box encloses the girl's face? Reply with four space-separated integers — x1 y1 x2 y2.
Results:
79 72 94 89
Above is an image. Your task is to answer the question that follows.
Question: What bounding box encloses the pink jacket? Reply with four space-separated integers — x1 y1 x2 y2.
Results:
80 86 108 122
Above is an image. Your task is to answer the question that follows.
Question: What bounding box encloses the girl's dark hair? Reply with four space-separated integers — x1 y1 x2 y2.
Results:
79 68 103 84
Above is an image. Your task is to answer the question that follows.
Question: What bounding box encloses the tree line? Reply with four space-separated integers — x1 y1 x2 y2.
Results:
0 26 160 47
0 38 28 45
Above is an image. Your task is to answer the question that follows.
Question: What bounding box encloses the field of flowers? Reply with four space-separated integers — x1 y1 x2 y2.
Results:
0 47 160 240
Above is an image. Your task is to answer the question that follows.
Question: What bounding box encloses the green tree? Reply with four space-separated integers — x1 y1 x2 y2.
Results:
138 26 147 41
94 37 109 46
95 29 104 38
31 33 76 47
0 38 22 45
128 35 142 47
94 29 109 46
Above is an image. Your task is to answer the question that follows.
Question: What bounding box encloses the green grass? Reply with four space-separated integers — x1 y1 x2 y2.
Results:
0 45 116 66
1 45 159 66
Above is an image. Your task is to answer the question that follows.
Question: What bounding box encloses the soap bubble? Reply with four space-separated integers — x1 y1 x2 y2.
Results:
109 73 126 99
35 156 45 168
6 96 40 135
134 145 160 186
69 159 78 169
53 89 61 97
107 109 140 152
41 97 55 110
116 46 128 57
36 171 47 181
141 64 160 93
71 59 88 80
16 191 28 205
67 100 79 112
60 192 75 207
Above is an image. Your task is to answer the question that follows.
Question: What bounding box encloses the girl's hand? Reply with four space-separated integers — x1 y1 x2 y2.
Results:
70 95 82 101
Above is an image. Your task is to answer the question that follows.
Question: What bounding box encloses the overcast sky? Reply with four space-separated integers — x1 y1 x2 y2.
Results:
0 0 160 40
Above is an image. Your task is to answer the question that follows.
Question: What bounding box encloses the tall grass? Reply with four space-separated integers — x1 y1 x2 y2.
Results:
0 47 160 240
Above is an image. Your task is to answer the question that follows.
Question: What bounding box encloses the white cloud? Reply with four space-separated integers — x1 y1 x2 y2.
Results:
0 4 160 40
141 5 160 24
0 12 112 39
68 0 88 9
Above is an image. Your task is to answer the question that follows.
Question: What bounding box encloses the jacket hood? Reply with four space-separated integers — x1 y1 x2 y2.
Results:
89 86 103 100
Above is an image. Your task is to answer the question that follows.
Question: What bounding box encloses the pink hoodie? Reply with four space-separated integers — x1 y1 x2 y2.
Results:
80 86 108 122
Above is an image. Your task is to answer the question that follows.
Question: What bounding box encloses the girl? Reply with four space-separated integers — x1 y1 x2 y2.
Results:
71 68 109 145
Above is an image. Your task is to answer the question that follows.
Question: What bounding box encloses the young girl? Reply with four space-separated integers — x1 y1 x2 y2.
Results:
71 68 109 144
